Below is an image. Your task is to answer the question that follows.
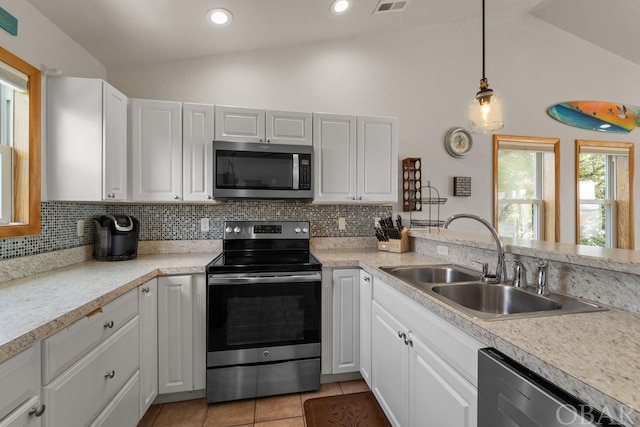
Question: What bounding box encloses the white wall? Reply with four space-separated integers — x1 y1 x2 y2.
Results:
113 13 640 247
0 1 106 78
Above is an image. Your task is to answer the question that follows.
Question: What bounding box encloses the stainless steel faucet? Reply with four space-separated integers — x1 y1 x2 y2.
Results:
535 259 549 296
443 213 505 284
506 259 525 288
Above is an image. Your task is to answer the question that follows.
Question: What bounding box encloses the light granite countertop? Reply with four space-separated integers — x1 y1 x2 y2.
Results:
0 248 638 425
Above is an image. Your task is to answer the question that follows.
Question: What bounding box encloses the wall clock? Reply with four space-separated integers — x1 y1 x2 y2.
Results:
444 127 473 158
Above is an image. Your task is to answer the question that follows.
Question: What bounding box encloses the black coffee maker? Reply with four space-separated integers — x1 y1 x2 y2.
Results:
94 215 140 261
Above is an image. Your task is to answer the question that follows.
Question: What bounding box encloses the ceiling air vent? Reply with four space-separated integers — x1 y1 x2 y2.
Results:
374 0 409 14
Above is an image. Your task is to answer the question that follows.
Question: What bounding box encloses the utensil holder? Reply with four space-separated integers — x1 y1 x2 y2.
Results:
388 229 410 253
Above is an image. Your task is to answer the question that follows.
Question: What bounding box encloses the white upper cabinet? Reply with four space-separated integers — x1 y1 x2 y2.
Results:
215 105 312 145
313 113 398 203
266 110 312 145
215 105 265 143
47 77 128 201
130 99 183 201
183 103 214 201
357 116 398 203
313 114 357 203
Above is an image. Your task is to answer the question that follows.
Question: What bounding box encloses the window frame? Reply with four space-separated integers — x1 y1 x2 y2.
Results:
0 47 41 238
493 134 560 242
575 139 634 249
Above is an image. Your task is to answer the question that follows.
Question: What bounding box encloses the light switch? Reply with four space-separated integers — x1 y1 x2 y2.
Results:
338 217 346 230
201 218 210 232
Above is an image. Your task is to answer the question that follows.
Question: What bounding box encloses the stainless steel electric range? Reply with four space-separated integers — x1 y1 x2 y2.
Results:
205 220 322 403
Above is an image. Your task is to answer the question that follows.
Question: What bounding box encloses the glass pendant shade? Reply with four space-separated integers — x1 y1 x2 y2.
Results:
469 79 504 133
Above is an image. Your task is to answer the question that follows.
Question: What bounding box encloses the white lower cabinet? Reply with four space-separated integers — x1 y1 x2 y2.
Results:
371 278 483 427
0 345 43 427
138 279 158 418
157 274 206 395
89 371 140 427
42 316 140 427
359 270 373 387
332 269 360 374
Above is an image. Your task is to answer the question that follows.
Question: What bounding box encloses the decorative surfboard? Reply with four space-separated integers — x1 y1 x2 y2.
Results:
547 101 640 133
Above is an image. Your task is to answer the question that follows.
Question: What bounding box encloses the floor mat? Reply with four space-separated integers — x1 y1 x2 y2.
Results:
303 391 392 427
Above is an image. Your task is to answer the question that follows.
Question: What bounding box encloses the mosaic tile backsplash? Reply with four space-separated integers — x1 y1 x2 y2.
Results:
0 201 392 260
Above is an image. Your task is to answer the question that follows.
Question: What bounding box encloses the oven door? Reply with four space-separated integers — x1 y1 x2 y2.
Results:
213 141 313 199
207 271 321 367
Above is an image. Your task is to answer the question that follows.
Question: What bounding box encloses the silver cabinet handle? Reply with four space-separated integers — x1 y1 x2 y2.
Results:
364 276 371 282
358 196 363 200
259 138 264 142
174 195 180 200
105 370 115 379
107 193 115 199
397 331 405 339
104 320 114 329
352 196 357 200
141 287 150 293
29 404 46 417
207 195 212 200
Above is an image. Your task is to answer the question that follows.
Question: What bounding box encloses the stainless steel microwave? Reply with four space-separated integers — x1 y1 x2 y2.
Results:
213 141 313 200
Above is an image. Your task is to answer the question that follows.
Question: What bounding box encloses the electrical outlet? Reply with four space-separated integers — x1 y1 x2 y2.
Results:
437 245 449 256
374 217 381 228
200 218 210 232
338 217 346 230
77 220 85 237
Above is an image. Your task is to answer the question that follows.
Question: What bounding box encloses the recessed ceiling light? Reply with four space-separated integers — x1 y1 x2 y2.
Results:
330 0 352 15
206 8 233 26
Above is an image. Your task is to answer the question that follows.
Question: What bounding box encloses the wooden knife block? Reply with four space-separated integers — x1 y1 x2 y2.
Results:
388 229 410 253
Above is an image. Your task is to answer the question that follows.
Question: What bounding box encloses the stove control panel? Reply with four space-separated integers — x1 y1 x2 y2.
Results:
223 221 310 240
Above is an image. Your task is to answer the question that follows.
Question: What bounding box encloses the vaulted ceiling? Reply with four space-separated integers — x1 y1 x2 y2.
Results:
26 0 640 69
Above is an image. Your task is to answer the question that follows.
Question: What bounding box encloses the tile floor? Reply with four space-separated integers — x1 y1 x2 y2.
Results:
138 379 370 427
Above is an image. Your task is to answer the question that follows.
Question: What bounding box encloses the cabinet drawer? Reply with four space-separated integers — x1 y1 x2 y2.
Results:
373 278 483 385
43 316 140 427
0 345 40 421
42 289 138 384
0 396 41 427
89 370 140 427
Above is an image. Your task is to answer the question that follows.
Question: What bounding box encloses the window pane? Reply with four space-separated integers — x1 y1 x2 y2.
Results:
578 153 606 200
497 150 536 199
498 203 537 240
579 203 606 247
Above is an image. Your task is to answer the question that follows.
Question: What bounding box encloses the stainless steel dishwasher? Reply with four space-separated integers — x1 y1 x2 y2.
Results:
478 348 626 427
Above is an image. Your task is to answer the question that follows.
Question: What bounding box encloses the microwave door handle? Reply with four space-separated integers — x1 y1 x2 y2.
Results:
292 154 300 190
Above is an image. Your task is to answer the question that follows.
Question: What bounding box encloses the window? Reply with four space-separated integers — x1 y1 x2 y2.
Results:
576 140 634 249
493 135 560 241
0 47 41 238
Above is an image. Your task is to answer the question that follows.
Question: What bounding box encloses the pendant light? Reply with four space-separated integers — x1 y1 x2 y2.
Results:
469 0 504 133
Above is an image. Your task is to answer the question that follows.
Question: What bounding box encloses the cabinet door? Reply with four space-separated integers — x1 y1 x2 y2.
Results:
214 105 265 143
157 275 193 394
332 269 360 374
192 274 207 391
0 396 41 427
371 301 409 427
103 83 129 201
138 279 157 418
183 103 214 201
313 113 357 203
359 270 373 387
46 77 103 201
409 334 477 427
357 116 398 203
130 99 182 201
0 345 41 424
266 110 312 145
89 371 139 427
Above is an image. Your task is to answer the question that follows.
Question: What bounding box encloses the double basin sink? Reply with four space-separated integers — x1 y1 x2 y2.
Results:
380 264 605 320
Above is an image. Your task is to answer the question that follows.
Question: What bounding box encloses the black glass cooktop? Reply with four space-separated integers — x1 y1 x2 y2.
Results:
206 251 322 274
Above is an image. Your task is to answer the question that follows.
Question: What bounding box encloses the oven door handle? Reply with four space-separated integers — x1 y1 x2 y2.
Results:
209 272 321 285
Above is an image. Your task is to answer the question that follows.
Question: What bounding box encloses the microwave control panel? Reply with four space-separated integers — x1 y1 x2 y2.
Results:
299 154 312 190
